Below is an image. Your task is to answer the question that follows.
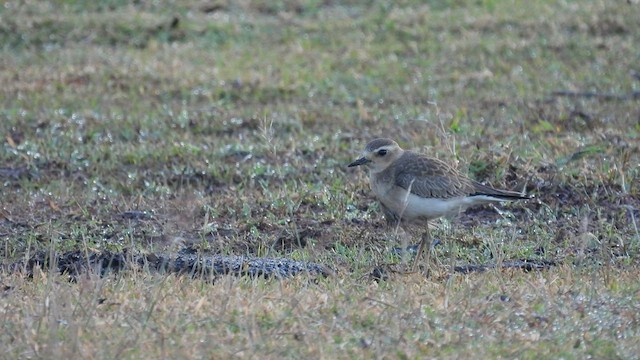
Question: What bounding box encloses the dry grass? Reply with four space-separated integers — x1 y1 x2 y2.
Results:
1 0 639 358
2 266 639 358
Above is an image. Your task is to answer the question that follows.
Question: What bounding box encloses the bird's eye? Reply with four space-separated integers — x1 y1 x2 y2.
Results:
377 149 387 156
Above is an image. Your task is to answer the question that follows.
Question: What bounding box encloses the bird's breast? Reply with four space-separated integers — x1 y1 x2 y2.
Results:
371 176 476 221
370 175 390 197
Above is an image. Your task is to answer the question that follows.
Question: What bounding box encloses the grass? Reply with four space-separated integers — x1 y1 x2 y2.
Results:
1 0 639 358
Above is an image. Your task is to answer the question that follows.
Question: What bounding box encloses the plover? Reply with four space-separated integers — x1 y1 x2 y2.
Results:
349 138 529 271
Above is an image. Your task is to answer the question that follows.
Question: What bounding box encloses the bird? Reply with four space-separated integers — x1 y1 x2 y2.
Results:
348 138 529 272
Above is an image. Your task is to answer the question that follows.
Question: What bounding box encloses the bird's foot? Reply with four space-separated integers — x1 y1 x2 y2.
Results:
391 239 441 256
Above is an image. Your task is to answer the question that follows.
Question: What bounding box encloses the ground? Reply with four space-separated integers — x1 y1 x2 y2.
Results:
1 0 639 358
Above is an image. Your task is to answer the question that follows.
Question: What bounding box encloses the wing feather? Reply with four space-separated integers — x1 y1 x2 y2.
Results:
392 151 528 200
393 152 475 198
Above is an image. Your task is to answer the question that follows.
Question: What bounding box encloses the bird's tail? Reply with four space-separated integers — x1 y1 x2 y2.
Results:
471 181 530 201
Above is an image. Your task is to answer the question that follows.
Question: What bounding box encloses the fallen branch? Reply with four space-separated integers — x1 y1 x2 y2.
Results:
550 90 640 101
5 248 333 280
454 259 557 273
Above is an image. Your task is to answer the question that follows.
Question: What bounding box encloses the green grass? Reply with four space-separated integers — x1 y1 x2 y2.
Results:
1 0 639 358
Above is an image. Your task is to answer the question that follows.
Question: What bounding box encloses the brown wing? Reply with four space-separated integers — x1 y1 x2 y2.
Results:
394 152 476 199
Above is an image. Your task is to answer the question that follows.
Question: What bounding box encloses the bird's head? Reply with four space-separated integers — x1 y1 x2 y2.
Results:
348 138 404 173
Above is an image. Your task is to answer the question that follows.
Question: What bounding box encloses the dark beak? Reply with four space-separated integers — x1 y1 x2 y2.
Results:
348 157 371 167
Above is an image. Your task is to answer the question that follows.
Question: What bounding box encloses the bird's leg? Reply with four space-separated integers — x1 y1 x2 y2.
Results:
411 222 431 273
